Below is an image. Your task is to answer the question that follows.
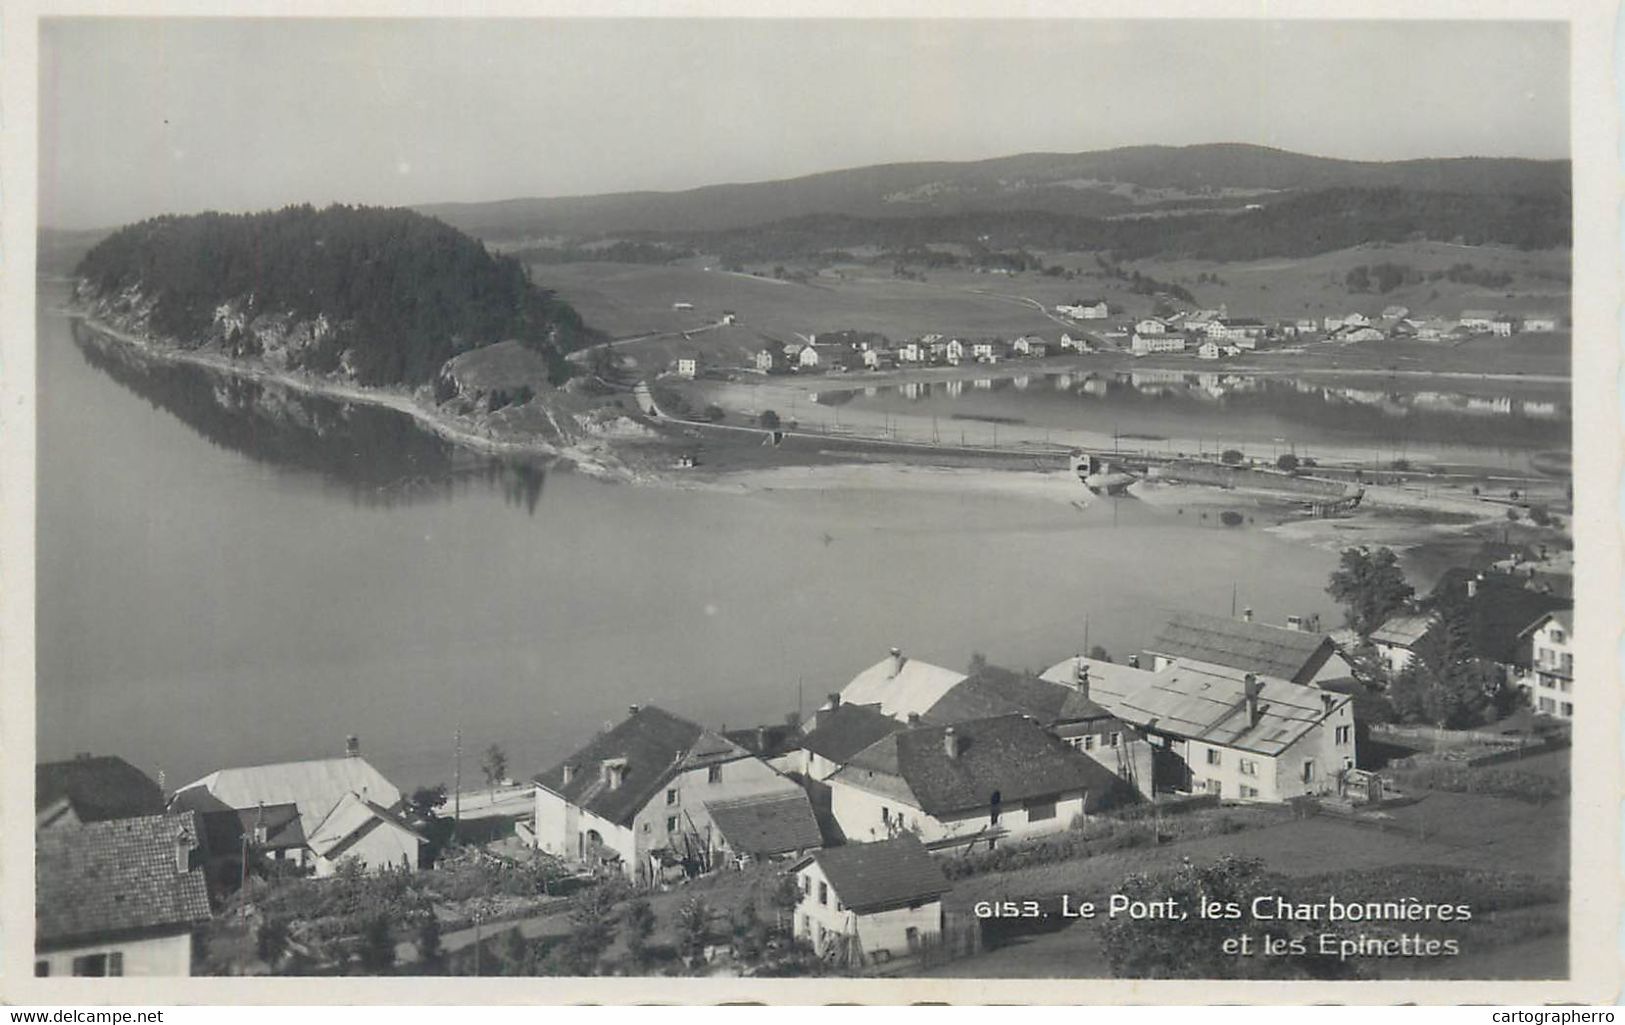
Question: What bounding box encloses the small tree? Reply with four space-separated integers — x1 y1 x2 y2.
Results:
481 745 509 793
1220 449 1244 465
357 912 397 973
1326 546 1415 636
702 404 725 422
624 899 656 969
758 409 781 431
1088 645 1113 664
415 913 444 970
1528 504 1550 526
967 651 989 674
257 914 291 967
1275 453 1299 472
408 784 448 820
675 897 714 966
1506 508 1521 522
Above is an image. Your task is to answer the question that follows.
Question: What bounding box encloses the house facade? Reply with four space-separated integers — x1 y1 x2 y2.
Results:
1520 611 1574 719
531 705 815 881
792 835 950 964
35 812 213 977
1146 609 1356 686
826 715 1121 848
1369 612 1435 676
1132 332 1187 355
1057 299 1109 320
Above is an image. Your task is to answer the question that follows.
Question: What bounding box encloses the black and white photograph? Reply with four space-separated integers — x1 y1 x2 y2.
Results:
5 3 1619 1007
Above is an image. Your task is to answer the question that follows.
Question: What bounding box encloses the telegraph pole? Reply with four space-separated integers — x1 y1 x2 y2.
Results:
453 726 463 842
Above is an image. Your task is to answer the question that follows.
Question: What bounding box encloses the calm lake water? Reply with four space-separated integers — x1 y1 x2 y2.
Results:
39 285 1350 790
810 368 1570 470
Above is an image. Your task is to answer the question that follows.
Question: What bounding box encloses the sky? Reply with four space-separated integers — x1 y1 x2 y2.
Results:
38 17 1570 229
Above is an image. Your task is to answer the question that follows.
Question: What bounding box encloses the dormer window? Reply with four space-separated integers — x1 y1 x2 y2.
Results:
707 764 722 784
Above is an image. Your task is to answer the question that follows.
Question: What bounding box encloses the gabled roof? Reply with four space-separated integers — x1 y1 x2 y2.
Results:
533 705 748 827
1519 609 1573 639
1371 612 1435 648
37 755 166 824
837 715 1120 817
723 724 804 761
837 652 967 721
805 835 951 913
705 791 822 856
922 665 1113 727
1428 570 1571 666
1148 610 1336 684
1075 660 1348 757
801 703 905 765
36 812 212 948
305 792 427 862
175 755 403 846
194 802 306 854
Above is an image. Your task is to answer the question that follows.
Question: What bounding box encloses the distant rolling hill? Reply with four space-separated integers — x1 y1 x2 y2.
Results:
419 143 1570 240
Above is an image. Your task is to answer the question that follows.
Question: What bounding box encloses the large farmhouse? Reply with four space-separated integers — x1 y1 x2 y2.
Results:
1146 610 1355 686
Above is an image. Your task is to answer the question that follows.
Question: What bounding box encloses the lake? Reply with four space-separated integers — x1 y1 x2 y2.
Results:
38 285 1350 791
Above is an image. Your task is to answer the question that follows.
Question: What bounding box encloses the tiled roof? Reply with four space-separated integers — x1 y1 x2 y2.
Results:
37 756 166 824
922 665 1113 726
801 703 904 765
1371 612 1435 648
533 705 747 827
808 835 951 913
175 756 402 844
705 791 822 856
1149 610 1335 683
837 653 967 721
838 715 1120 817
723 724 804 761
36 812 212 948
1071 660 1348 757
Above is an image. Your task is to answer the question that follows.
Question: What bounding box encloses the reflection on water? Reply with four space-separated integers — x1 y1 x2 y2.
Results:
71 321 549 514
811 369 1570 452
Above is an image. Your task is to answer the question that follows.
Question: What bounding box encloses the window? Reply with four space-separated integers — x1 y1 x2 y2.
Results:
1026 799 1057 821
1238 758 1257 777
707 765 722 784
1107 732 1120 748
666 816 678 832
818 882 828 906
666 788 678 805
801 876 810 895
1083 735 1095 751
72 953 112 977
1335 725 1351 745
1302 760 1315 784
836 899 845 912
1240 785 1259 799
989 790 1002 826
1539 697 1555 713
906 926 921 952
641 822 650 832
1561 702 1573 718
108 953 122 977
1208 780 1222 798
1206 748 1221 766
1551 629 1565 643
34 961 48 977
880 806 890 826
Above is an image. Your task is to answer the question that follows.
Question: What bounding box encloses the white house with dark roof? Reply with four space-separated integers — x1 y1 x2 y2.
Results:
792 834 951 964
828 648 968 724
798 698 906 781
1146 609 1354 686
825 714 1122 848
1520 610 1574 719
35 812 212 976
1040 656 1355 803
303 792 427 877
531 705 814 881
1369 611 1436 676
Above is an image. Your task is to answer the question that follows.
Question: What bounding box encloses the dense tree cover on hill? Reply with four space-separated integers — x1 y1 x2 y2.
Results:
650 187 1568 265
77 205 599 387
1345 260 1516 294
509 240 696 265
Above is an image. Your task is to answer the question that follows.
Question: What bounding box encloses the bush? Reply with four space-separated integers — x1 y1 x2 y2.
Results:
758 409 781 430
1221 449 1244 465
1219 510 1244 527
1276 453 1299 472
702 404 725 422
1391 763 1566 803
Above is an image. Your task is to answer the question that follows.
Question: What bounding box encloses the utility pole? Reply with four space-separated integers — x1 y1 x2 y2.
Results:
453 726 463 842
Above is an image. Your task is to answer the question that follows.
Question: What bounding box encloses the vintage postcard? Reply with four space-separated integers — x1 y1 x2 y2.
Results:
2 0 1618 1007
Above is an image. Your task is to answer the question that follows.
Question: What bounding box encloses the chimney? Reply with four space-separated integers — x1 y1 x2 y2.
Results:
562 764 576 785
943 726 961 759
1127 654 1140 669
907 712 922 726
1286 614 1304 631
252 802 268 846
1242 608 1254 623
1321 693 1335 714
345 735 360 758
888 647 906 679
1244 674 1262 728
756 725 768 752
827 692 841 710
628 704 642 717
1074 658 1091 700
173 826 192 874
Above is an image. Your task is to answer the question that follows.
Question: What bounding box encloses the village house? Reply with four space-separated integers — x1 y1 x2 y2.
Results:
1056 298 1110 320
972 339 1011 362
35 812 213 976
1428 569 1571 692
799 343 859 371
1132 332 1187 356
828 648 968 723
1146 609 1356 686
1458 310 1497 333
826 714 1123 849
723 723 805 775
1522 314 1561 333
754 348 788 374
923 663 1154 801
1519 610 1574 719
1134 318 1167 336
1414 318 1458 341
1369 611 1436 676
1206 318 1265 341
1489 315 1518 337
530 705 817 882
797 698 905 781
1380 305 1410 321
782 341 807 360
861 348 898 370
1048 658 1357 802
897 340 929 364
1012 336 1050 357
1332 325 1386 343
169 738 419 877
1197 340 1222 360
37 755 167 831
675 355 699 379
792 834 951 965
945 338 973 365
